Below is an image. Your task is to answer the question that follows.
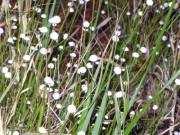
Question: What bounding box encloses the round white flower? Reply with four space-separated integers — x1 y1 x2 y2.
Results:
70 53 76 58
8 60 13 64
162 36 167 41
81 84 88 93
138 11 143 16
50 31 59 40
12 131 19 135
69 7 74 13
67 104 76 113
78 67 87 74
124 47 129 52
56 104 62 109
105 115 109 119
48 63 54 69
114 30 121 36
7 37 14 44
41 14 46 18
0 28 4 34
27 101 31 104
77 131 85 135
89 54 98 62
53 93 60 100
126 12 131 16
86 62 93 69
23 55 31 62
120 58 126 62
152 105 158 110
130 111 135 116
132 52 139 58
20 33 26 39
140 47 147 53
66 62 72 68
83 20 90 28
114 54 120 60
63 33 68 39
12 25 17 29
108 91 112 96
2 67 8 73
146 0 154 6
49 16 61 24
59 45 63 50
68 41 75 46
40 47 48 55
5 72 12 78
39 26 48 33
115 91 125 98
101 10 105 14
112 35 119 42
44 77 53 85
114 67 121 75
148 95 153 99
12 37 17 40
38 127 47 134
175 79 180 85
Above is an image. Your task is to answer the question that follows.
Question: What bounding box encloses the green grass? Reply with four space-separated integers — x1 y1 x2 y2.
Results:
0 0 180 135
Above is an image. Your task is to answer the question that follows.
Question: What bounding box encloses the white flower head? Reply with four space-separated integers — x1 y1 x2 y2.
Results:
83 20 90 28
0 28 4 35
86 62 93 69
108 91 112 96
126 12 131 16
124 47 129 52
81 84 88 93
2 67 8 73
89 54 98 62
44 77 54 85
77 67 87 74
63 33 68 40
152 105 158 110
5 72 12 78
140 47 147 53
146 0 154 6
114 67 121 75
138 11 143 16
132 52 139 58
175 79 180 85
114 54 120 60
50 31 59 40
56 104 62 109
48 63 54 69
12 131 19 135
115 91 125 98
53 92 60 100
23 55 31 62
70 53 76 58
20 33 26 39
67 104 76 113
41 14 46 18
77 131 85 135
114 30 121 36
68 41 75 46
69 7 74 13
39 26 48 33
112 35 119 42
49 15 61 24
162 36 167 41
7 37 14 44
40 47 48 55
38 127 47 134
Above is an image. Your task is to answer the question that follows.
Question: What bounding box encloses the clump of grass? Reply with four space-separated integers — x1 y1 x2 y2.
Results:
0 0 180 135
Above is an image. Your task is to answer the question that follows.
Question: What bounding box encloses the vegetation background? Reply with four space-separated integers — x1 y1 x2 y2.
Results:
0 0 180 135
